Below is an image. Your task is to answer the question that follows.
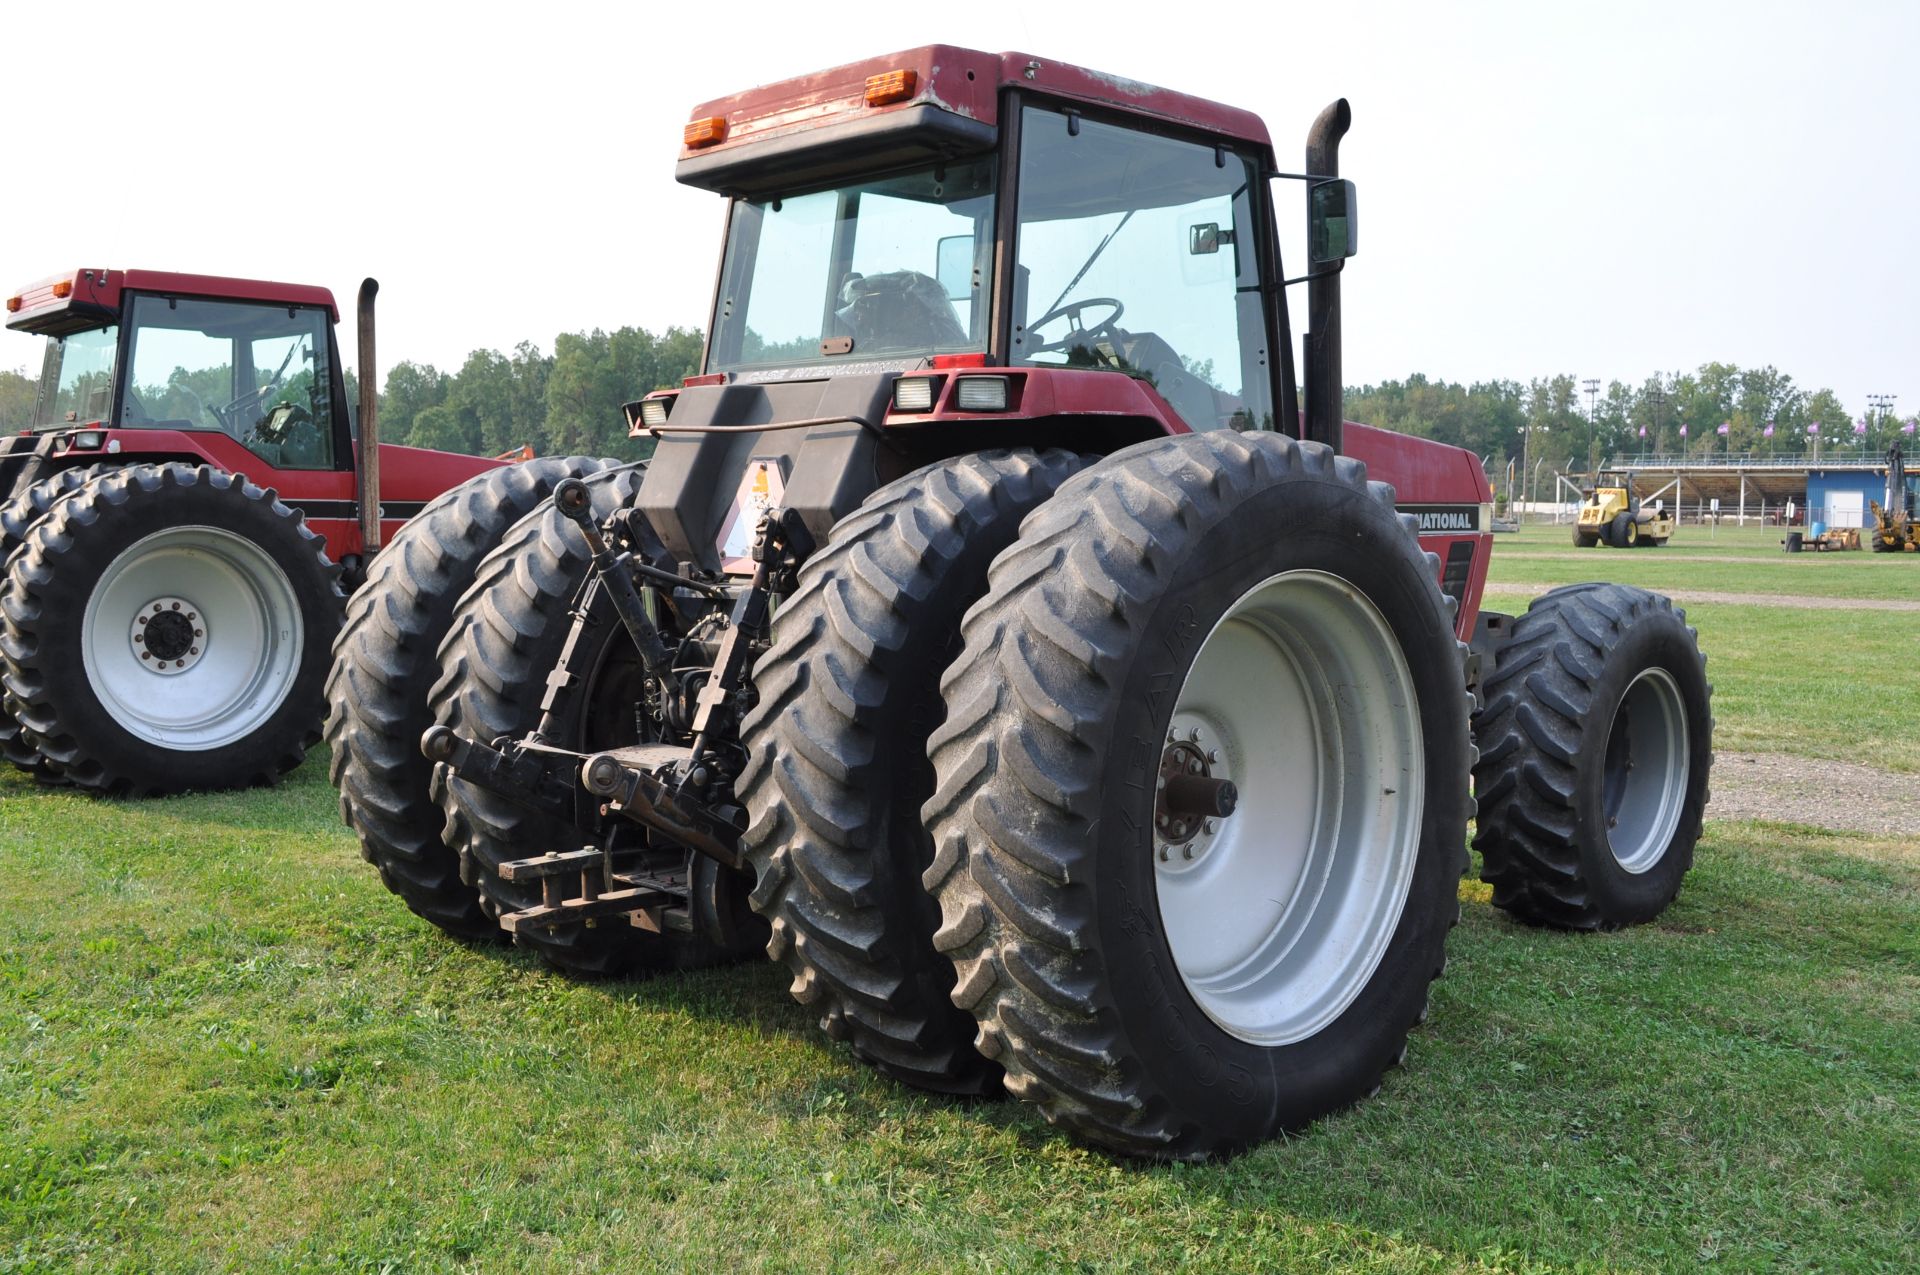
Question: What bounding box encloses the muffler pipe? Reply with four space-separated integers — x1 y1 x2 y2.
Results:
355 278 383 555
1303 99 1350 457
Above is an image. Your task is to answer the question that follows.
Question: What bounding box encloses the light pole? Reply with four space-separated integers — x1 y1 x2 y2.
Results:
1648 387 1668 457
1583 377 1600 473
1867 394 1896 455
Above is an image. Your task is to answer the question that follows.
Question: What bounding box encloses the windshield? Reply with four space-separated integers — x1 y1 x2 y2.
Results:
1013 105 1273 431
122 295 336 469
33 326 119 426
708 157 995 373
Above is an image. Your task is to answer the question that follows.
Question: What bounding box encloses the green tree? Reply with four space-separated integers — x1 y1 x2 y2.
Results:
0 366 38 429
407 402 480 454
379 361 451 447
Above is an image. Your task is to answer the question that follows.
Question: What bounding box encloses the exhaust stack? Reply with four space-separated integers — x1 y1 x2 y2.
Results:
356 278 382 556
1303 99 1351 456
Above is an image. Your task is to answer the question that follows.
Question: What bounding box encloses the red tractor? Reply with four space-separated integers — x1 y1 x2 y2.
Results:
0 271 554 795
330 47 1714 1159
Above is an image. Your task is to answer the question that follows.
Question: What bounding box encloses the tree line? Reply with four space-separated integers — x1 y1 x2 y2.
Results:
0 325 703 462
1348 364 1916 486
7 342 1913 477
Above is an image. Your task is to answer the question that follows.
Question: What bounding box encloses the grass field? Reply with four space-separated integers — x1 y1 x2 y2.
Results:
2 521 1916 1272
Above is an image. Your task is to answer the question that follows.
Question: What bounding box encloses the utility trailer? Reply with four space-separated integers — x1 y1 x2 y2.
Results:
0 271 516 794
331 47 1715 1159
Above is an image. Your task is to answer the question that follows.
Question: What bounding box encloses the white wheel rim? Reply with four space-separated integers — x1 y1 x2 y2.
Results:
1602 667 1689 873
80 526 303 750
1153 570 1425 1047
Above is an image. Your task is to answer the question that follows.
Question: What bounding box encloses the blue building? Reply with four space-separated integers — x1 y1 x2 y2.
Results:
1806 466 1917 529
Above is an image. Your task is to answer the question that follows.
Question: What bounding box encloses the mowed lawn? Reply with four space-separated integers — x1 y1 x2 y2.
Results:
1 524 1916 1272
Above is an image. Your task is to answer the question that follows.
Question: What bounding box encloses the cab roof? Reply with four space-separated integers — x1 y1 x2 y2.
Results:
676 46 1273 195
7 269 339 336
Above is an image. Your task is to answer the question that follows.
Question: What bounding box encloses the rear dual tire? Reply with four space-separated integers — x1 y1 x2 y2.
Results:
327 456 610 940
1 464 342 795
429 463 756 976
922 432 1473 1159
738 448 1085 1095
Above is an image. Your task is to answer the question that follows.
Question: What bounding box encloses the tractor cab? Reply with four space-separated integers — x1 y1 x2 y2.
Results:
670 49 1361 442
8 269 346 472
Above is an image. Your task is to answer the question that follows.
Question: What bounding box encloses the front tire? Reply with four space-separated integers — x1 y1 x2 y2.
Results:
1 464 342 795
923 432 1473 1159
1471 583 1712 929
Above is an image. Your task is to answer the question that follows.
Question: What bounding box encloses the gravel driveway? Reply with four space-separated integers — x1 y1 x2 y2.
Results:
1707 751 1920 838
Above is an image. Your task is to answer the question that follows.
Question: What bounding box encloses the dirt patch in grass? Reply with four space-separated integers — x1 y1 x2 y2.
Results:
1505 582 1920 612
1710 752 1920 839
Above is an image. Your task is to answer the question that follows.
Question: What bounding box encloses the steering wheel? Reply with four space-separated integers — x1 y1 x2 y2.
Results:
1026 297 1126 354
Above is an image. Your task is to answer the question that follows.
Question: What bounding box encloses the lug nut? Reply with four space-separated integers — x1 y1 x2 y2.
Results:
141 652 151 661
171 602 180 611
1182 844 1194 859
189 646 199 655
136 615 147 626
133 633 143 644
1207 749 1220 764
1204 820 1216 835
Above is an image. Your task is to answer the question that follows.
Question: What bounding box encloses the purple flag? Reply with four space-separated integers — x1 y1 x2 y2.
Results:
1717 422 1730 436
1763 423 1775 437
1854 419 1868 435
1906 422 1917 435
1679 425 1688 437
1638 426 1647 437
1808 423 1821 435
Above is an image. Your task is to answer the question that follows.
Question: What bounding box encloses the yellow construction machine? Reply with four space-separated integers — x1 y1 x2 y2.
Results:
1573 470 1673 548
1865 443 1917 553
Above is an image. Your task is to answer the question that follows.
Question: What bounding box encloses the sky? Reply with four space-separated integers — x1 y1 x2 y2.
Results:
5 1 1917 419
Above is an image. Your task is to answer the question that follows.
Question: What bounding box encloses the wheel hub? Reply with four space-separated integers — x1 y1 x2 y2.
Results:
131 597 205 674
1155 731 1238 863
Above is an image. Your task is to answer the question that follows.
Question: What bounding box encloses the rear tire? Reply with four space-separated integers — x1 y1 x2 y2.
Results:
923 432 1473 1159
430 464 757 977
738 448 1084 1095
1 466 109 779
327 456 608 941
1 464 342 795
1471 583 1712 929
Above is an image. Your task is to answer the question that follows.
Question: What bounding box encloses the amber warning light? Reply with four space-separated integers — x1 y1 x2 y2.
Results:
51 279 73 299
864 70 918 106
683 116 728 148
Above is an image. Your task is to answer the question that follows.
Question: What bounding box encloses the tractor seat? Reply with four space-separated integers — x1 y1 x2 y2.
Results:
834 271 969 355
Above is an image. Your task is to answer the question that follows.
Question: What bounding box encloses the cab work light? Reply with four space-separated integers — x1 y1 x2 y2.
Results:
954 376 1010 412
639 399 671 427
69 430 107 450
893 377 937 412
864 70 918 106
683 116 728 148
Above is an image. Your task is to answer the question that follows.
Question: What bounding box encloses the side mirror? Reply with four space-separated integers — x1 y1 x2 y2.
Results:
1308 179 1359 264
936 235 974 302
1188 222 1234 255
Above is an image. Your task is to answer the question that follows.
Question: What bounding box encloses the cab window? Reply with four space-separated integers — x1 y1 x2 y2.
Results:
123 295 336 469
1014 105 1273 431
